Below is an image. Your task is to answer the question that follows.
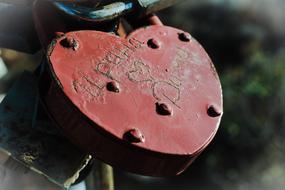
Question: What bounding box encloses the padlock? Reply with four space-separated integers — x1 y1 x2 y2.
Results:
39 14 223 176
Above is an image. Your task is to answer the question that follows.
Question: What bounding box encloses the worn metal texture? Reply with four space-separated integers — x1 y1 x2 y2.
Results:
0 72 91 188
41 25 223 176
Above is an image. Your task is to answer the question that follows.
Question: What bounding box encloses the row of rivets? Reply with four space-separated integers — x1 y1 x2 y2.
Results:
60 34 221 145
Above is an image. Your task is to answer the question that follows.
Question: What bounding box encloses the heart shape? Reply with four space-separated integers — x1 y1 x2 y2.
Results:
41 25 222 176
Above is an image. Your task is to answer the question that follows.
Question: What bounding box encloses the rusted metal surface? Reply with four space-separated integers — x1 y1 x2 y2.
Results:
0 72 91 188
40 24 223 176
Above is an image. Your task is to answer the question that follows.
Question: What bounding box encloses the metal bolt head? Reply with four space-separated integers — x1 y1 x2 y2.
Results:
106 81 120 93
207 105 222 117
156 102 173 116
123 128 145 143
60 37 79 51
178 32 191 42
147 38 161 49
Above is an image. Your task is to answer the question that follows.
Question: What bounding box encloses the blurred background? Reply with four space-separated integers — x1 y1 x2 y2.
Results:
0 0 285 190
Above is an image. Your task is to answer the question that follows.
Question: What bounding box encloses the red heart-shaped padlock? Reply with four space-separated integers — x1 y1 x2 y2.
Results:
40 25 223 176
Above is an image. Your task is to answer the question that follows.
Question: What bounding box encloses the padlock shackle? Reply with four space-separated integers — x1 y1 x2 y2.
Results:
52 0 182 22
53 1 134 22
147 14 163 26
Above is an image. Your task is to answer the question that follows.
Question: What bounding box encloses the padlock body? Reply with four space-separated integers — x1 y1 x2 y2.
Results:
40 25 223 176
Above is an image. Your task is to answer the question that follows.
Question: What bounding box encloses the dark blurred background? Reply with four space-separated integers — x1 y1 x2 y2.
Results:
116 0 285 189
0 0 285 190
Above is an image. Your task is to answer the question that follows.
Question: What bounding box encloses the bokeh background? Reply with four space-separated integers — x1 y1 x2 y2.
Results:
0 0 285 190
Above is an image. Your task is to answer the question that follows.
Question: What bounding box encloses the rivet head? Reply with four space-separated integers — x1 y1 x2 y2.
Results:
147 38 161 49
106 81 120 93
60 37 79 51
178 32 191 42
123 128 145 143
207 105 222 117
156 102 173 116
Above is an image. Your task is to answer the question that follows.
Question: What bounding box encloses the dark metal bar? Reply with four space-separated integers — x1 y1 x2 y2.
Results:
86 162 114 190
0 3 40 53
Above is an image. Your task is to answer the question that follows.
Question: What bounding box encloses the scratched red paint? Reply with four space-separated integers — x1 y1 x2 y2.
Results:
44 25 223 176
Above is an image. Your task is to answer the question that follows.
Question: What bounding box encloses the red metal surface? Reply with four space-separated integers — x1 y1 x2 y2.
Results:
40 25 223 176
